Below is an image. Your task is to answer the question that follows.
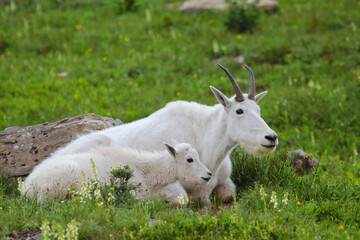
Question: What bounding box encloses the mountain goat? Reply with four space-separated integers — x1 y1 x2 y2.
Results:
22 142 211 203
53 64 278 204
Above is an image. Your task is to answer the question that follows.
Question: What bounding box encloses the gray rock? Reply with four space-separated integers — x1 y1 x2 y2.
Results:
0 114 122 177
180 0 228 12
180 0 279 13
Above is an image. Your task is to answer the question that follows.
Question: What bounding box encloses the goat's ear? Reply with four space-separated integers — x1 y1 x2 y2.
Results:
210 86 230 108
254 91 267 103
164 142 176 158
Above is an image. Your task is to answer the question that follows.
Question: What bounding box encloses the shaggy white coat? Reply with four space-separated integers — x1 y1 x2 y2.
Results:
53 88 277 204
22 143 211 202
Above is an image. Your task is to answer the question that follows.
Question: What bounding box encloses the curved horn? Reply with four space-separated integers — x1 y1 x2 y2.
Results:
217 64 244 102
244 64 255 100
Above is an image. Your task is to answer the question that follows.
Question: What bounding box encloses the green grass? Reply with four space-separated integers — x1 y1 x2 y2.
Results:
1 0 360 238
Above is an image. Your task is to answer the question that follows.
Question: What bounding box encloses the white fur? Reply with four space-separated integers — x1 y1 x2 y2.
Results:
52 87 277 204
22 143 211 203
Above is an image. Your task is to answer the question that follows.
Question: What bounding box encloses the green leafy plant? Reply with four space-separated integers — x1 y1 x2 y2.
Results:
106 165 140 205
225 0 261 33
113 0 138 14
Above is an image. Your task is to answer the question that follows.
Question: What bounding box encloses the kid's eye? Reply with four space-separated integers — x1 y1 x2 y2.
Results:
236 109 244 114
187 158 193 163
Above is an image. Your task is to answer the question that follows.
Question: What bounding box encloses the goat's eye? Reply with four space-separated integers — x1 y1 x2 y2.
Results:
187 158 193 163
236 109 244 114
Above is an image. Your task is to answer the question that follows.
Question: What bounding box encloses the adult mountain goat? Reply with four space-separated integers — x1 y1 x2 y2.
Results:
22 142 211 202
53 64 278 204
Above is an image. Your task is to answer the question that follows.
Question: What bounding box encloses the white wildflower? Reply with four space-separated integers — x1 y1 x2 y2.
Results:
282 192 289 205
108 192 115 203
40 220 52 240
65 219 79 240
177 194 185 205
90 158 99 186
17 177 24 193
259 185 267 201
270 191 278 208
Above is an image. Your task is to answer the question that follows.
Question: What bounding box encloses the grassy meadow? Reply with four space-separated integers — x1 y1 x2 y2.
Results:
1 0 360 239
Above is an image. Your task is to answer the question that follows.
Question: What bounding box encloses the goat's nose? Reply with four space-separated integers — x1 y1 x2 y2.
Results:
265 135 278 142
207 172 212 176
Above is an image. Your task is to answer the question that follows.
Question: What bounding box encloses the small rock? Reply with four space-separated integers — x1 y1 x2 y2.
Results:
148 219 159 227
287 149 319 176
233 55 245 65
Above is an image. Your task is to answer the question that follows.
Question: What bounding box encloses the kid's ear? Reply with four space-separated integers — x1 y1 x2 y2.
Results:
254 91 267 103
210 86 231 108
164 142 176 158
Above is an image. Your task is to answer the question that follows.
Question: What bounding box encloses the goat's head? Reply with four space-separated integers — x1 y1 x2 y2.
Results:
210 64 278 156
164 142 212 185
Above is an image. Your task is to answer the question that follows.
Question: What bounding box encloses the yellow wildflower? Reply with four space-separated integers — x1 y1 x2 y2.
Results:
109 233 113 237
6 51 11 56
118 165 122 169
73 93 78 99
87 47 93 53
110 188 115 190
220 76 224 81
103 57 108 62
75 25 82 30
124 37 130 42
269 226 274 231
255 226 260 230
0 207 3 210
106 112 111 116
326 128 332 132
236 34 242 40
111 167 115 172
193 73 198 78
338 225 344 230
296 201 301 206
176 92 181 97
294 78 298 83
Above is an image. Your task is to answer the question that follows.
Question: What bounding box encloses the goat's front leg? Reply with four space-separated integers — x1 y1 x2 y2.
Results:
212 156 236 203
187 177 217 205
156 181 189 205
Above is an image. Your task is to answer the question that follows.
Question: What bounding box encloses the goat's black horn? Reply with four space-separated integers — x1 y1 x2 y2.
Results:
217 64 245 102
244 64 255 101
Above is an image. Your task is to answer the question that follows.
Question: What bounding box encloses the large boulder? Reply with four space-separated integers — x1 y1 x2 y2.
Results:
0 114 122 177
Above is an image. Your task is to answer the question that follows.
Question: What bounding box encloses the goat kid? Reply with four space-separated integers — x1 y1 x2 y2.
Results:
22 143 211 203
